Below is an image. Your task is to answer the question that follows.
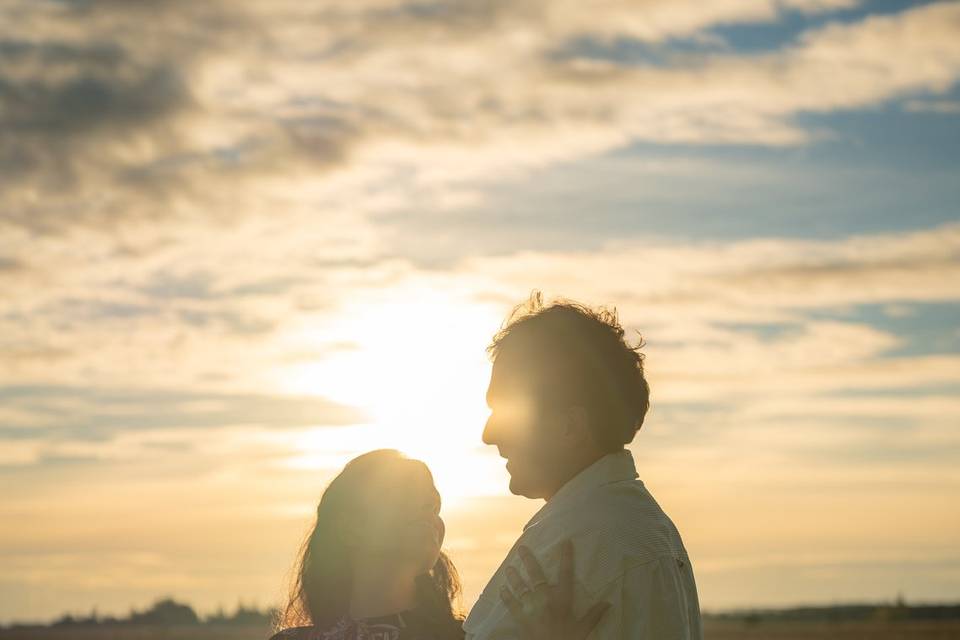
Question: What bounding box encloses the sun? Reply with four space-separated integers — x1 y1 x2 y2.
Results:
272 282 510 504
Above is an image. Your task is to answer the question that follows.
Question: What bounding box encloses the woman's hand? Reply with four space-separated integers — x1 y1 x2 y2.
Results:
499 540 610 640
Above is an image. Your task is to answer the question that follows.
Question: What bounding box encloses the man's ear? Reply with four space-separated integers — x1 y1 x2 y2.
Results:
563 405 590 441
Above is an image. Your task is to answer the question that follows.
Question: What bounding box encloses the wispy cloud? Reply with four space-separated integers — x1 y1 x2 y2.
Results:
904 97 960 114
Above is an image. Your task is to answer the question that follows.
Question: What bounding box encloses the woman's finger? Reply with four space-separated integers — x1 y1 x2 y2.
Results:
505 565 530 598
500 585 526 621
518 545 549 588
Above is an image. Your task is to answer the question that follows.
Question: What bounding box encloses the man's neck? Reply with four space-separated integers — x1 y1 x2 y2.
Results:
542 449 615 501
349 556 418 620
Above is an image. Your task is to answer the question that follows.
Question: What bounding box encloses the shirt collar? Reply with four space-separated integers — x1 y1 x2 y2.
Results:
523 449 639 532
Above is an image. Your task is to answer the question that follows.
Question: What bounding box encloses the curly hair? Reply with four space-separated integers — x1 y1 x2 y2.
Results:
488 291 650 451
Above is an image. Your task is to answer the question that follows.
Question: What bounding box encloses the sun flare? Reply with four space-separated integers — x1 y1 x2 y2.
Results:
272 284 510 504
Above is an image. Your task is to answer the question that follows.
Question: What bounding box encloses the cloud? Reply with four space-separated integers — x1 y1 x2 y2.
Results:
2 204 957 397
1 2 957 336
0 385 364 448
904 98 960 114
443 222 960 411
461 221 960 319
3 0 958 247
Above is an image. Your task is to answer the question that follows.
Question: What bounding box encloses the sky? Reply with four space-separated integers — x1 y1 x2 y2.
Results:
1 0 959 625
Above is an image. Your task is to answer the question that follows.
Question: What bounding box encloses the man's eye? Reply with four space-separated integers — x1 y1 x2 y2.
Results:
500 400 534 423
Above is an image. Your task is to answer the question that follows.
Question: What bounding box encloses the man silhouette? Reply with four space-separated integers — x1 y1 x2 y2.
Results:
464 293 703 639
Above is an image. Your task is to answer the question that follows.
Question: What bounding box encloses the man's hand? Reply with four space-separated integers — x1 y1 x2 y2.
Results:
499 540 610 640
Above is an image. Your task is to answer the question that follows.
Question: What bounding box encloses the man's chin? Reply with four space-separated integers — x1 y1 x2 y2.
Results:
508 475 541 499
507 475 524 496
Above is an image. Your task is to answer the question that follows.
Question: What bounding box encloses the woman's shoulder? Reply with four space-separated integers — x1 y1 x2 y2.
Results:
269 612 463 640
267 626 326 640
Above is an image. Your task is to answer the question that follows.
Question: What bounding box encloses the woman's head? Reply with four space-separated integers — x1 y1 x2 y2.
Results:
347 450 445 571
276 449 462 631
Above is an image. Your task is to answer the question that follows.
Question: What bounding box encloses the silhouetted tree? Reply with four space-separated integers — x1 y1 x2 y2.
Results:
129 598 199 625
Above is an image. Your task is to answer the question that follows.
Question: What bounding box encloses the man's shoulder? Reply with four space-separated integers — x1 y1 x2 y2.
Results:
607 477 679 523
546 478 688 559
576 476 673 521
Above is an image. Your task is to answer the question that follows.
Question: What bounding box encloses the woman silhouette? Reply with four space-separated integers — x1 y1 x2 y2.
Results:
270 449 463 640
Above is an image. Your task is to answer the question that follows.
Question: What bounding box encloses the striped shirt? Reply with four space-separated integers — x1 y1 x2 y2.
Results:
464 450 703 639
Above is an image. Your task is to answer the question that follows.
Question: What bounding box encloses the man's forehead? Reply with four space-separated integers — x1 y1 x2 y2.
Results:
488 349 537 398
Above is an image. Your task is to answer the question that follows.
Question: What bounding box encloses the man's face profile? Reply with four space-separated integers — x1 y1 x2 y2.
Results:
482 346 562 499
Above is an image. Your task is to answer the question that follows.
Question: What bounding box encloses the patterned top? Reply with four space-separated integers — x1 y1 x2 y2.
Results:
270 608 464 640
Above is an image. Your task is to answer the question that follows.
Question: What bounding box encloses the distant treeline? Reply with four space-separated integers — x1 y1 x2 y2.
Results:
706 601 960 624
2 598 277 629
5 597 960 629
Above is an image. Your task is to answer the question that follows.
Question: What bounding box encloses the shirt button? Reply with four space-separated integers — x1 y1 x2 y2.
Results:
677 558 685 568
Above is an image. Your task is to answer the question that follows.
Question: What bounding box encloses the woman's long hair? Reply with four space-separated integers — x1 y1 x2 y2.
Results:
274 449 464 635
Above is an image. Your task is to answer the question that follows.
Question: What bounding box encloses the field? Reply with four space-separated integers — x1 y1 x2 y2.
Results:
2 620 960 640
0 627 274 640
704 619 960 639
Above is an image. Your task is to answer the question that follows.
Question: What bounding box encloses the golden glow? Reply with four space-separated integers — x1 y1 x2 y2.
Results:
272 283 508 504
